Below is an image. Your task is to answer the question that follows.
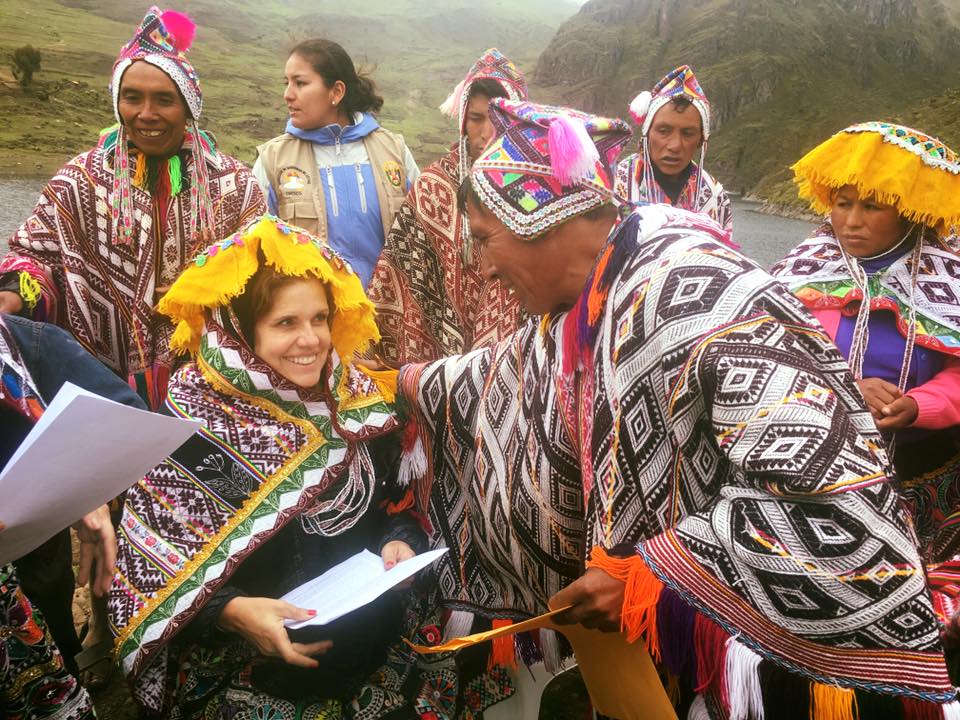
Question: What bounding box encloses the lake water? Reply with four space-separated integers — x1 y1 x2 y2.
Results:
0 180 814 270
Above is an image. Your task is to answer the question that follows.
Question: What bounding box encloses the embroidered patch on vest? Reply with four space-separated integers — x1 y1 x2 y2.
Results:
279 166 309 195
383 160 402 189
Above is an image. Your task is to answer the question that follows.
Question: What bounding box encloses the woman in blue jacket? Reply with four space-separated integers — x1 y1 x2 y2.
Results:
255 38 419 288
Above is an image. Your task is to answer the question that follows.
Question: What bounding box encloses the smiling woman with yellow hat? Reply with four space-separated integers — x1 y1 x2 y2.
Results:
107 216 514 719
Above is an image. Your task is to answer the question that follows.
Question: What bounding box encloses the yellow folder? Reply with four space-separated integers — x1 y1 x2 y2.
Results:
406 608 677 720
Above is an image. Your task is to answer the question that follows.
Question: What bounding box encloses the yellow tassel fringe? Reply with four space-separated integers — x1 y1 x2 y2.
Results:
132 152 147 188
356 366 399 404
159 216 379 365
793 126 960 231
809 682 858 720
17 272 42 312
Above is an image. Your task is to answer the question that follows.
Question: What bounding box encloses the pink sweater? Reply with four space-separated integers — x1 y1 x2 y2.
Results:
811 308 960 430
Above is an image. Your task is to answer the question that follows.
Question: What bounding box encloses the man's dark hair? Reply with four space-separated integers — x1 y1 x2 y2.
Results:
457 177 482 214
669 95 694 111
467 78 509 102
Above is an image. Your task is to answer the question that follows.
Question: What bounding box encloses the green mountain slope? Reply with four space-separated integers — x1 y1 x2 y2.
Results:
0 0 575 176
534 0 960 206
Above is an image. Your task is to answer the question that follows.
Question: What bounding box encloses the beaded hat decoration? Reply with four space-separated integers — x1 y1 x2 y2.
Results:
439 48 528 262
469 99 632 239
107 7 214 245
629 64 710 140
160 214 378 364
439 48 528 137
793 121 960 230
111 6 201 120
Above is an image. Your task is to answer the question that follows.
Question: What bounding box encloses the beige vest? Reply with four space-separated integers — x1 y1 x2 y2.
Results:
256 129 408 241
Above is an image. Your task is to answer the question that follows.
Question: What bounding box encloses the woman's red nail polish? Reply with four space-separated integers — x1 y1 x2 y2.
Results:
307 610 317 616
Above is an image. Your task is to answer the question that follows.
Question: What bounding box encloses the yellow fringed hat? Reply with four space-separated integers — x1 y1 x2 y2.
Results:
792 121 960 230
159 214 379 362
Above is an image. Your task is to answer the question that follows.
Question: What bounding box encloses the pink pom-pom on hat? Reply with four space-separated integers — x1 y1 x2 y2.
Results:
111 6 203 120
159 10 196 52
468 99 632 239
548 115 600 186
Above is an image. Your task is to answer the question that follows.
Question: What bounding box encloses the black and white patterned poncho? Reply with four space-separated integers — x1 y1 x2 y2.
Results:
400 206 955 716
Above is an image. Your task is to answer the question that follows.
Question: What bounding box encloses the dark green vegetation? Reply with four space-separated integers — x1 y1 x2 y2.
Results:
535 0 960 207
0 0 575 176
11 45 42 87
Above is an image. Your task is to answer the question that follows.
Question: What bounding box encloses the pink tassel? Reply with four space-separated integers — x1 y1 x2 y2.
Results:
548 115 599 186
439 78 467 117
160 10 196 52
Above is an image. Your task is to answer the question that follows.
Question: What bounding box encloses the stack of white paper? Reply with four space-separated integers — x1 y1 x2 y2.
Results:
0 382 201 564
282 548 448 627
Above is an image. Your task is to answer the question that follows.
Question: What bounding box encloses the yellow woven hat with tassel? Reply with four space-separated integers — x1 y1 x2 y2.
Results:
159 214 379 364
792 121 960 231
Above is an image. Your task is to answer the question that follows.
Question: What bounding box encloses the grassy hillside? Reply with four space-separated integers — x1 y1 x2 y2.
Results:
534 0 960 207
0 0 575 176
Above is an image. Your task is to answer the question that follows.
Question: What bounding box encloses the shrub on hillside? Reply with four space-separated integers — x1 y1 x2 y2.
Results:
12 46 42 88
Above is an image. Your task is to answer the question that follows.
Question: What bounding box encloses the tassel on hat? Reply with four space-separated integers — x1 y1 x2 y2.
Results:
470 98 632 239
439 77 467 118
159 10 196 51
548 115 600 186
629 90 652 125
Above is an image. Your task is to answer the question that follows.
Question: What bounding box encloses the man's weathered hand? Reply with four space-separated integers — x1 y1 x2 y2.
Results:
153 284 172 305
548 567 625 632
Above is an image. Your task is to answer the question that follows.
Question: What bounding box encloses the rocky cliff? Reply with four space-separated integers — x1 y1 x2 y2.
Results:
532 0 960 203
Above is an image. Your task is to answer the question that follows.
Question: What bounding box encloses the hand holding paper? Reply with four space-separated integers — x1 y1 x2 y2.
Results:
281 548 448 629
547 566 626 632
219 597 333 668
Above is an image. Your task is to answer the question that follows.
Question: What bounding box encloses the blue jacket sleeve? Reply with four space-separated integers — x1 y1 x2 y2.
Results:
3 315 147 411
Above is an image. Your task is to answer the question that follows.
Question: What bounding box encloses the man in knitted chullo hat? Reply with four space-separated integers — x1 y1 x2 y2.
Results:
615 65 733 242
0 5 265 688
368 49 528 365
398 98 956 717
0 5 265 411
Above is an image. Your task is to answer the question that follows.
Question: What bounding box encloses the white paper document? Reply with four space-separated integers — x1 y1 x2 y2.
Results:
283 548 448 628
0 382 201 564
